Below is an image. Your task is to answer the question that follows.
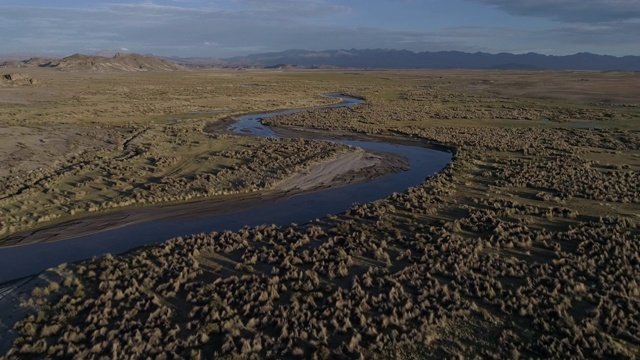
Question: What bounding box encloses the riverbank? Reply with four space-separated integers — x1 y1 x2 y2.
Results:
1 148 407 248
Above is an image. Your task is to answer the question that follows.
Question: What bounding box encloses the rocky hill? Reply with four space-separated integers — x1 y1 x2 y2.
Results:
1 53 186 72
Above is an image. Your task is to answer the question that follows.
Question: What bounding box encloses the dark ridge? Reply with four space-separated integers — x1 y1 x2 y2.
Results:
223 49 640 71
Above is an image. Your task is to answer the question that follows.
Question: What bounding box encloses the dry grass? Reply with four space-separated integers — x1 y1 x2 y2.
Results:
1 69 639 359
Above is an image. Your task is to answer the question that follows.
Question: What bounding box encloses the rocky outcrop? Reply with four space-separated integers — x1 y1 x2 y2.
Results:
1 73 36 86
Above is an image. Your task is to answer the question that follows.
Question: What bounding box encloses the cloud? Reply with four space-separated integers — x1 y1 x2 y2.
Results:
537 21 640 47
469 0 640 23
0 3 440 57
233 0 351 16
0 2 638 57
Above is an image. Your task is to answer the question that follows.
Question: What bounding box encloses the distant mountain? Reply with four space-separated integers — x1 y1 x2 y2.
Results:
224 49 640 71
0 57 52 68
1 53 186 72
162 56 227 67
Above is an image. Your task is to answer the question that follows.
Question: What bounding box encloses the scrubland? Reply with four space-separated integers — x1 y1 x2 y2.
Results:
0 69 360 241
1 69 640 359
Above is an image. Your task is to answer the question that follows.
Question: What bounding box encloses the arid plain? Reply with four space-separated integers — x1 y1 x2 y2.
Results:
1 67 639 359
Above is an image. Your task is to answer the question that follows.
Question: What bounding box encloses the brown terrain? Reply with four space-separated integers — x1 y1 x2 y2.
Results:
0 66 639 359
1 53 185 72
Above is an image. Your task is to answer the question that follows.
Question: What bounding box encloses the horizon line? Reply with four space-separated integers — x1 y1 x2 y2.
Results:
2 48 640 60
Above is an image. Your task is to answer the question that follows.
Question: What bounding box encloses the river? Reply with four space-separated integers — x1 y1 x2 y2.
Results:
0 94 451 283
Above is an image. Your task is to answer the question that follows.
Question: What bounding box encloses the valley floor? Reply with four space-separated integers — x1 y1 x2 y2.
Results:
0 69 639 359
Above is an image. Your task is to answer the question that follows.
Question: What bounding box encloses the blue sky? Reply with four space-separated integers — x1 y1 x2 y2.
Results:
1 0 639 58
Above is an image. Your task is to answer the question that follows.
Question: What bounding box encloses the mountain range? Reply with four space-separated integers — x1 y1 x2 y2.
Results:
3 49 640 71
223 49 640 71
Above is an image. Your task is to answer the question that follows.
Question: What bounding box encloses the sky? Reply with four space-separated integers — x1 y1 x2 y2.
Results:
1 0 639 58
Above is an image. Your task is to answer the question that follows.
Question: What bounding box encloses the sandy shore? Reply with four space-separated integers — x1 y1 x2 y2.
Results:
1 149 408 248
277 150 407 191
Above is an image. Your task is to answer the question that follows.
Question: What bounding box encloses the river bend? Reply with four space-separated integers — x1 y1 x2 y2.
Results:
0 94 451 283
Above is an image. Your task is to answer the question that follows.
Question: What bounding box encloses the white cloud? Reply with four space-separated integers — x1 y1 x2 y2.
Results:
233 0 351 16
0 2 638 57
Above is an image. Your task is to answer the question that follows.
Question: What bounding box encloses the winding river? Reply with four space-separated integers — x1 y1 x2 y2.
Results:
0 94 451 284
